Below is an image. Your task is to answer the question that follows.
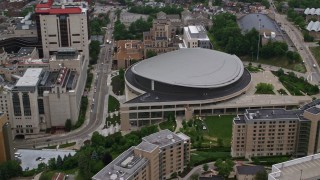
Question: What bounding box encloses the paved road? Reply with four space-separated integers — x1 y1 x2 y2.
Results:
269 0 320 84
13 11 116 149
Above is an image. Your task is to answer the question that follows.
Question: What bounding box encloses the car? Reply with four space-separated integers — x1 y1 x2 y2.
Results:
36 157 41 161
46 139 51 142
94 89 97 93
313 64 317 68
300 47 303 50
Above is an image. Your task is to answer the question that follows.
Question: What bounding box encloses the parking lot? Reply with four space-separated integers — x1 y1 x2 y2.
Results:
16 149 76 170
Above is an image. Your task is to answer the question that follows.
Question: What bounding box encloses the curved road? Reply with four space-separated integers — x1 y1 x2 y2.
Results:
13 11 115 149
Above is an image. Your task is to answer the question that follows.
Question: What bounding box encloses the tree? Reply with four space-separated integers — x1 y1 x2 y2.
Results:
78 153 91 179
190 173 199 180
48 158 56 170
255 170 268 180
91 150 99 161
215 159 234 178
56 155 63 169
91 131 106 147
217 138 223 147
203 163 209 171
146 50 157 58
65 119 72 132
0 160 22 179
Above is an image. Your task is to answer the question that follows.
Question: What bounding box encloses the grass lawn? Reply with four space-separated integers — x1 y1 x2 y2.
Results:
310 46 320 65
190 151 231 166
46 142 76 149
241 56 306 73
159 120 176 132
108 95 120 112
203 115 235 146
252 155 291 166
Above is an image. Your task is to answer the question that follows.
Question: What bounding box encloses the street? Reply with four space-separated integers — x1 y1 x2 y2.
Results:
13 10 116 149
269 0 320 84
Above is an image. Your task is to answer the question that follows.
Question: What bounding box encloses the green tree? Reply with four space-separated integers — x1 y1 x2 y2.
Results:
56 155 63 169
255 170 268 180
91 131 106 147
48 158 56 170
65 119 72 132
89 40 101 65
203 163 209 171
0 160 22 179
215 159 234 177
190 173 199 180
78 153 91 179
146 50 157 58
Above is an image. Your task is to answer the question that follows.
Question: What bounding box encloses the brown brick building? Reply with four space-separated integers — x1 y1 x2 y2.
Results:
92 130 190 180
232 100 320 158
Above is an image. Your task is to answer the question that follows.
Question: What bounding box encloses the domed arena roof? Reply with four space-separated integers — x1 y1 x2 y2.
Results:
131 48 244 88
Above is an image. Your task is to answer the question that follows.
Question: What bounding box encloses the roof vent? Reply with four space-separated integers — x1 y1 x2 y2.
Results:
167 134 173 139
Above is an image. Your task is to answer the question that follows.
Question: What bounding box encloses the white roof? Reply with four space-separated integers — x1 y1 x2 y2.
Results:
304 8 320 15
189 25 199 34
306 21 320 32
131 48 244 88
15 68 42 87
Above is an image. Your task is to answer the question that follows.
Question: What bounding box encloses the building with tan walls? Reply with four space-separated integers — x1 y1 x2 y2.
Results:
0 113 14 163
92 130 190 180
113 40 144 69
232 100 320 158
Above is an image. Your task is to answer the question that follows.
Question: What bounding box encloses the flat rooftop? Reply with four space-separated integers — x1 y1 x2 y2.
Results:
244 108 301 121
92 147 148 180
17 47 36 57
15 68 43 87
135 141 158 153
238 13 281 34
269 153 320 180
142 129 184 148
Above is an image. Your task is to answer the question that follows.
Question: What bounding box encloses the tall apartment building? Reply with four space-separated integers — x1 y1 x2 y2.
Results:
0 113 14 163
35 0 89 59
92 130 190 180
10 48 87 138
231 100 320 158
182 25 212 49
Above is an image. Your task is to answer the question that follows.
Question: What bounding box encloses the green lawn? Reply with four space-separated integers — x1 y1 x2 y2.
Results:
203 115 235 146
241 56 306 73
190 151 231 166
310 46 320 65
159 120 176 132
46 142 76 149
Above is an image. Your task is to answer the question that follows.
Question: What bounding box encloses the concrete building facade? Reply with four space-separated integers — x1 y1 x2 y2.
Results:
231 100 320 158
35 0 89 59
182 25 212 49
92 130 190 180
9 48 87 138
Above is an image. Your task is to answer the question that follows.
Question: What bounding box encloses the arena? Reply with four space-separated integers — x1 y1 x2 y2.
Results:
120 48 253 131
